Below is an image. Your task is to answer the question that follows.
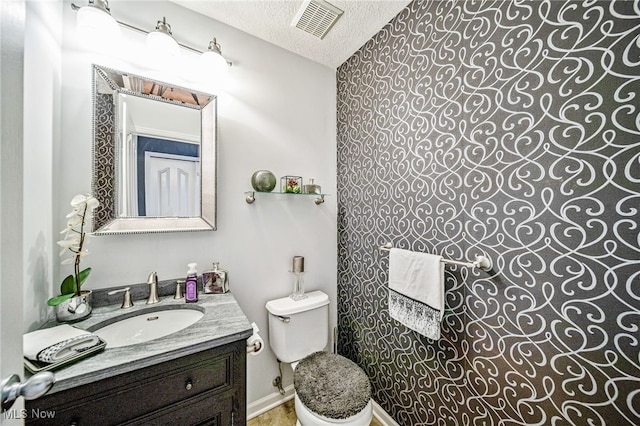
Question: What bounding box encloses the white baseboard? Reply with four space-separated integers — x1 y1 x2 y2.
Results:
372 399 399 426
248 387 398 426
247 385 295 420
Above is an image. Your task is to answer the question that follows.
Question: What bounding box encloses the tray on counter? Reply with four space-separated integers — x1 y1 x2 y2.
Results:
24 338 107 373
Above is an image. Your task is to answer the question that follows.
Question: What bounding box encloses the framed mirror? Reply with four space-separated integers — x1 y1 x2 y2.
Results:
91 64 217 234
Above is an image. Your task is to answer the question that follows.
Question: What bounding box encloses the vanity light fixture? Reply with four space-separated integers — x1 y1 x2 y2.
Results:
74 0 119 37
200 38 231 74
70 3 232 67
146 17 180 57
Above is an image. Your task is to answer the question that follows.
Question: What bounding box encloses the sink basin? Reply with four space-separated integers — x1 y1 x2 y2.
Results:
93 309 204 348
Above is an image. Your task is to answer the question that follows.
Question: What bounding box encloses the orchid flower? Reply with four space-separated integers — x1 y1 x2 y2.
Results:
56 194 99 297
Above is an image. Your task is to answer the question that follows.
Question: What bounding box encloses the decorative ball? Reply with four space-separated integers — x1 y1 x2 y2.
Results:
251 170 276 192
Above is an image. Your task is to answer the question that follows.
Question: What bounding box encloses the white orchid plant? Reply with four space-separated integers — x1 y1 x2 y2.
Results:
47 194 99 307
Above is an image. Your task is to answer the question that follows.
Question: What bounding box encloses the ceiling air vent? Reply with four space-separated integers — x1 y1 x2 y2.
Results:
291 0 344 39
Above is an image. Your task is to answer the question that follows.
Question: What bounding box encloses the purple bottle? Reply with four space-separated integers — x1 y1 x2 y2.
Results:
185 263 198 303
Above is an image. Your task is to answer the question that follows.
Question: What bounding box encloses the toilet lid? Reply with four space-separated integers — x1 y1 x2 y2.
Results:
294 352 371 420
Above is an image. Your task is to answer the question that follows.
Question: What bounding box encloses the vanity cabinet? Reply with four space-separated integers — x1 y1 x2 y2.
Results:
25 339 246 425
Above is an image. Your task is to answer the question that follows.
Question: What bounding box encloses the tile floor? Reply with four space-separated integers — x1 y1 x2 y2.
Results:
247 399 383 426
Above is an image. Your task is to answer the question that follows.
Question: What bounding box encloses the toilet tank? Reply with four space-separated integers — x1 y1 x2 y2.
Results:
265 291 329 363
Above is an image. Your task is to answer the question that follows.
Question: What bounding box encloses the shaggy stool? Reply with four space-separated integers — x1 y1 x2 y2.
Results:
294 351 371 420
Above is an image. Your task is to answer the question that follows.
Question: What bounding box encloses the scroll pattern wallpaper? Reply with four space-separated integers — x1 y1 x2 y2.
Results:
92 92 115 231
336 1 640 424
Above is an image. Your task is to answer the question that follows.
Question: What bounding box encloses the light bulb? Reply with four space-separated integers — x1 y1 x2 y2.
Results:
76 0 119 39
199 38 230 79
201 51 229 72
146 17 180 57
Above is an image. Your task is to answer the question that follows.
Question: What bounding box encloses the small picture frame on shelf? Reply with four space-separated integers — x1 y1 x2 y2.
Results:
281 176 302 193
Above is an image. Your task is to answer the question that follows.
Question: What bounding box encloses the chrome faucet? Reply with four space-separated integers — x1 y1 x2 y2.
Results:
146 272 159 304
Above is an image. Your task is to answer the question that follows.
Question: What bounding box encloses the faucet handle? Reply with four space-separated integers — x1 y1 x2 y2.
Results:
108 287 134 309
175 280 184 299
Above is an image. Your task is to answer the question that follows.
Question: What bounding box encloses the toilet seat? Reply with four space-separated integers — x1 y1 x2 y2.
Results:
293 352 372 425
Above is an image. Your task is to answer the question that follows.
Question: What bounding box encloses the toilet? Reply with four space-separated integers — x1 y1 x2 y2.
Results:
266 291 373 426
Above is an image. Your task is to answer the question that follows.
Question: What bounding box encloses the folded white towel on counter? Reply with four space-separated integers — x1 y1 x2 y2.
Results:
23 325 101 364
388 248 444 340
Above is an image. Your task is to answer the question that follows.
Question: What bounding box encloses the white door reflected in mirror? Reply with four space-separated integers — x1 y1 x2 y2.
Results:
145 153 201 217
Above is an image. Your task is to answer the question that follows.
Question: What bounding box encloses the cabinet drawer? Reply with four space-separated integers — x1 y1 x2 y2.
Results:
125 390 233 426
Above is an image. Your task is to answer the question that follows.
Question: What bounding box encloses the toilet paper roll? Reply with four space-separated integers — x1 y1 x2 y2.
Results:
246 322 264 356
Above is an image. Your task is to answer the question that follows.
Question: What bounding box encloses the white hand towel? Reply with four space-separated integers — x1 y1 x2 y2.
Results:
388 248 444 340
23 325 101 364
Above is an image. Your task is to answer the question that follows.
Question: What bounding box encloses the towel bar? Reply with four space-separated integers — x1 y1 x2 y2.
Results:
379 243 492 271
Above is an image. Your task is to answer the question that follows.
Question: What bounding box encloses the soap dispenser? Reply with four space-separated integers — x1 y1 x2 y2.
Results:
203 262 229 294
185 263 198 303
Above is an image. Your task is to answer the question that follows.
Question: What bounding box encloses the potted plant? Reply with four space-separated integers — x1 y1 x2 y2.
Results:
48 194 99 322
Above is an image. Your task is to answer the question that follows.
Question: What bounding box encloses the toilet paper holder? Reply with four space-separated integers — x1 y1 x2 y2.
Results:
246 322 264 354
246 339 263 353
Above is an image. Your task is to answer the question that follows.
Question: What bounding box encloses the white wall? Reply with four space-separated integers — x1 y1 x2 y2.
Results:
3 1 27 421
23 1 62 331
24 0 337 405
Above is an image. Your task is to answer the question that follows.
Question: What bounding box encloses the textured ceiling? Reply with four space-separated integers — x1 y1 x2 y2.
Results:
169 0 412 69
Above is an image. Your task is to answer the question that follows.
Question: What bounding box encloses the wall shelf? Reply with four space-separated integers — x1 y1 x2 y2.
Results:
245 191 327 205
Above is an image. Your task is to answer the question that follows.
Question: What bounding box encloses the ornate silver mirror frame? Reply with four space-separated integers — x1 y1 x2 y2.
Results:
91 64 217 235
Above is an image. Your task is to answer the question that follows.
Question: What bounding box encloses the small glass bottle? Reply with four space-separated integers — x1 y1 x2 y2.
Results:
290 256 307 300
304 178 321 194
203 262 229 294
